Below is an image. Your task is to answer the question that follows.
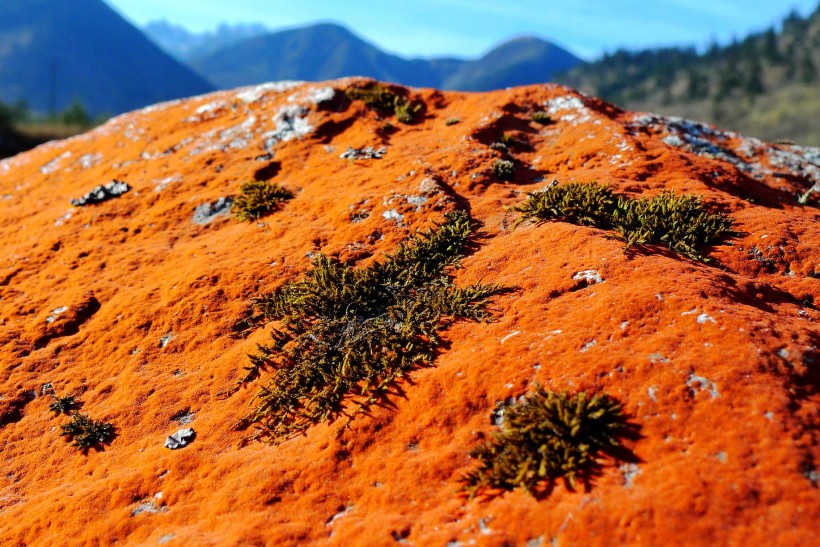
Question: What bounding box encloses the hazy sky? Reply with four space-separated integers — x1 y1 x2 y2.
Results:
106 0 818 60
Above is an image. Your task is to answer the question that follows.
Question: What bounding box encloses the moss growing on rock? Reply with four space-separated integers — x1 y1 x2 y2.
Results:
231 211 505 444
346 84 422 124
461 388 628 498
492 159 515 181
61 413 114 451
515 181 734 261
233 180 293 222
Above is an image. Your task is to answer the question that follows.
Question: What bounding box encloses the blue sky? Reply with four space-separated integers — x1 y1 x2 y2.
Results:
107 0 818 60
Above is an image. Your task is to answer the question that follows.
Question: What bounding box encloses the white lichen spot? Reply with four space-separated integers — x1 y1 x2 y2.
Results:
159 332 175 348
647 386 658 402
620 463 641 487
696 313 715 324
236 81 303 104
78 153 102 169
326 505 354 526
500 331 522 344
46 306 68 323
579 340 597 352
572 270 603 285
54 211 73 227
382 209 403 225
40 151 72 174
687 372 719 399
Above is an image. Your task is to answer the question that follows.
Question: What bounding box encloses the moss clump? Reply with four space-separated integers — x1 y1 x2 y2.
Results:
461 388 627 498
515 181 734 261
489 142 508 154
445 117 460 126
232 211 504 444
61 413 114 451
492 159 515 181
233 180 293 222
49 394 77 414
531 111 552 124
346 84 421 124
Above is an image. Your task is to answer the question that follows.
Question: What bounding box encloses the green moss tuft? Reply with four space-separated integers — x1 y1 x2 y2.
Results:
461 388 627 498
233 180 293 222
60 413 114 451
531 111 552 125
230 211 505 444
515 181 616 228
515 181 734 261
492 159 515 181
445 117 461 126
346 84 421 124
49 394 77 414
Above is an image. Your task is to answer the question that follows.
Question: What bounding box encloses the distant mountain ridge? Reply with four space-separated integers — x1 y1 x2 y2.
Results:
0 0 213 116
144 20 270 61
184 23 582 91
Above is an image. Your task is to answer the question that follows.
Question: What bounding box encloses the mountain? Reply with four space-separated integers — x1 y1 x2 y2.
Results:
441 36 582 91
557 5 820 146
0 77 817 544
189 23 582 91
0 0 214 116
143 20 269 61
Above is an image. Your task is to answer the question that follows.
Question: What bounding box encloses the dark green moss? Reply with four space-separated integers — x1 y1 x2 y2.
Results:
492 159 515 181
531 111 552 125
346 84 421 124
233 180 293 222
445 117 461 126
61 413 114 451
489 142 509 154
461 388 627 498
515 181 734 261
231 211 506 444
49 394 77 414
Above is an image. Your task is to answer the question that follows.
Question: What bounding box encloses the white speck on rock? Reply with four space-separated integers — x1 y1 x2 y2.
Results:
620 463 641 487
696 313 715 324
382 209 403 224
263 105 313 148
40 151 72 174
159 332 175 347
573 269 603 285
687 372 720 399
500 331 522 344
304 86 336 104
236 81 303 104
164 428 195 450
326 505 354 526
46 307 68 323
131 499 168 516
647 386 658 402
579 340 597 352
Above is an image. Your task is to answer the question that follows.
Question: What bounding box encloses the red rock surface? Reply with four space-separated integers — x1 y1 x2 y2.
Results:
0 79 818 545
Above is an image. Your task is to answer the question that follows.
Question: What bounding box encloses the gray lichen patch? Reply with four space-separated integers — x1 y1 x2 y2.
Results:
686 372 720 399
70 180 131 206
340 146 387 160
192 197 234 224
164 428 196 449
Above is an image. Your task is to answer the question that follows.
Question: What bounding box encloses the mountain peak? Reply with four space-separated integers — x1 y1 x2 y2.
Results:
0 0 213 115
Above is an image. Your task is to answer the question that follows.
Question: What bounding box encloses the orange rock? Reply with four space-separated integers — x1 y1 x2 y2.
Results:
0 78 817 545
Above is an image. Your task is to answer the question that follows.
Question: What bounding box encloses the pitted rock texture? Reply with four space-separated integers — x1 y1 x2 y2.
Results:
0 78 818 545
